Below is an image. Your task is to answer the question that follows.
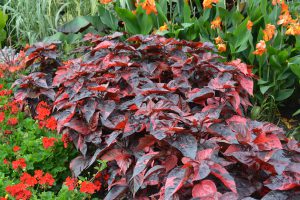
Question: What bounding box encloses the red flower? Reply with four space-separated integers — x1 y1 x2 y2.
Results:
42 137 57 149
0 84 3 89
13 146 20 152
34 170 44 180
104 173 110 181
7 118 18 126
80 181 100 194
36 101 51 120
4 130 12 135
20 173 37 187
0 112 5 123
12 158 26 170
45 116 57 130
39 173 55 186
3 159 9 165
10 103 19 114
61 133 70 148
64 176 77 191
6 183 31 200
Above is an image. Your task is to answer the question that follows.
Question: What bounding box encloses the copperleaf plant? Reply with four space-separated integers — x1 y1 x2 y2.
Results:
13 33 300 199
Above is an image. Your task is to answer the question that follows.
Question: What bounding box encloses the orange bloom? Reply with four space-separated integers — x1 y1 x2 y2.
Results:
211 16 222 30
286 22 300 35
277 12 295 26
253 40 267 56
263 24 276 41
247 20 253 30
99 0 113 4
280 1 289 13
159 23 168 31
214 36 223 44
217 43 226 52
203 0 219 9
141 0 157 15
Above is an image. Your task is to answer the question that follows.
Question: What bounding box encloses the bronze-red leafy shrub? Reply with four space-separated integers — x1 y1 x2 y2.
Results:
13 33 300 199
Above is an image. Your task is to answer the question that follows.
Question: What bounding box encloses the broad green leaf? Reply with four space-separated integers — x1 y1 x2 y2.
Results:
275 88 294 101
98 5 118 30
289 56 300 79
115 7 141 34
0 10 8 29
260 85 272 94
58 16 91 33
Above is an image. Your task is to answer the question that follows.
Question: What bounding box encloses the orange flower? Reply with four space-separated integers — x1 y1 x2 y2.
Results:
280 1 289 14
253 40 267 56
159 23 168 31
263 24 276 41
286 22 300 35
277 12 295 26
247 20 253 30
203 0 219 9
211 16 222 30
217 43 226 52
214 36 223 44
99 0 113 4
141 0 157 15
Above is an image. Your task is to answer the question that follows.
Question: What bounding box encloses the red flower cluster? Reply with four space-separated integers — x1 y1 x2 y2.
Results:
39 173 55 186
64 176 77 191
61 133 70 148
35 101 57 131
6 183 31 200
36 101 51 120
12 158 26 170
0 112 4 123
3 159 9 165
7 117 18 126
0 89 12 96
80 181 100 194
33 170 55 186
13 146 20 152
20 173 37 187
42 137 57 149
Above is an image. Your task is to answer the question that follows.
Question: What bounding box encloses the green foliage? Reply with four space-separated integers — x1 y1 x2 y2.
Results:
1 0 98 46
0 10 7 47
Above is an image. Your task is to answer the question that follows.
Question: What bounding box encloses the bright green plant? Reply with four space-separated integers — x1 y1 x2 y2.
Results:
0 10 8 47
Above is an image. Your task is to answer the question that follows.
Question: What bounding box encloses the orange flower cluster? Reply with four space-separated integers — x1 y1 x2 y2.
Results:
253 40 267 56
211 16 222 30
263 24 276 41
247 20 253 30
141 0 157 15
214 36 226 53
99 0 113 4
273 1 300 35
203 0 219 9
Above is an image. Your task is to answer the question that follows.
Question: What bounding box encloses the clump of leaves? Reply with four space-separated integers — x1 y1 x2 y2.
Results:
13 33 300 199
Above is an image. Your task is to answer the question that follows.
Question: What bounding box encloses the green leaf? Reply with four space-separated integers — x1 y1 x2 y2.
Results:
58 17 91 33
275 88 294 101
289 55 300 79
0 10 8 29
260 85 272 94
115 7 141 34
269 55 282 70
293 109 300 117
98 5 118 30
